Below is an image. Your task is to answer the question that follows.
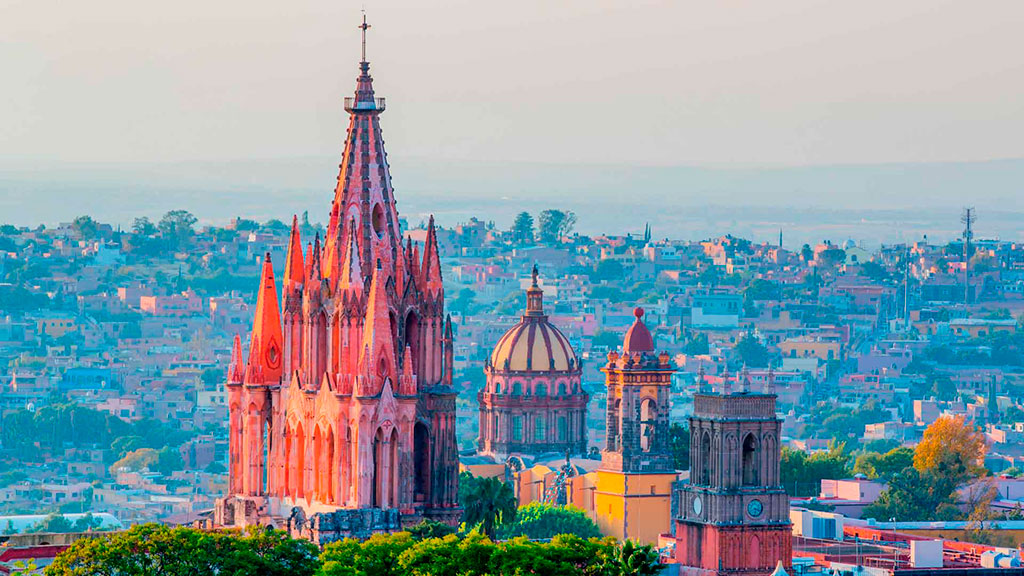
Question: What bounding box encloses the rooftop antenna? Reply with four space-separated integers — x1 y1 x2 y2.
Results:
359 10 371 63
961 207 975 307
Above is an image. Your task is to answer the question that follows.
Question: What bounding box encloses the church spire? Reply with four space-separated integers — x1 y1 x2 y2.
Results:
346 13 382 113
422 216 443 294
283 215 305 292
247 253 284 384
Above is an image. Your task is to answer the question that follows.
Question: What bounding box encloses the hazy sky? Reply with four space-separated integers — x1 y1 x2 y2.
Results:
5 0 1024 168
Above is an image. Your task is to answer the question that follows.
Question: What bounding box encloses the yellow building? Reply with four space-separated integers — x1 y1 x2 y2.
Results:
589 308 678 545
779 334 842 361
33 314 77 338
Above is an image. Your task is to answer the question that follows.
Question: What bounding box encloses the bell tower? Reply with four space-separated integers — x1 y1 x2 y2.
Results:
593 308 677 544
671 371 792 575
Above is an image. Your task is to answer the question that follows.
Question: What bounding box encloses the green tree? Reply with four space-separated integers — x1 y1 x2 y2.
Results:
612 540 662 576
158 210 198 249
818 248 846 267
262 219 289 233
111 435 146 460
511 212 535 245
154 446 184 475
592 259 625 281
800 244 814 263
461 475 517 540
781 444 851 497
930 374 958 401
853 447 914 480
131 217 157 236
859 261 890 281
498 503 601 540
683 333 710 355
862 467 961 522
744 279 781 301
735 335 770 368
72 215 99 240
406 519 457 541
537 210 576 244
448 288 477 316
670 423 690 470
49 524 319 576
319 532 415 576
26 513 73 534
109 448 159 475
592 330 623 349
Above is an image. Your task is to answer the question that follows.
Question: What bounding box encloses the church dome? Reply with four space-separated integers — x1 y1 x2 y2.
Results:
489 267 579 373
622 307 654 354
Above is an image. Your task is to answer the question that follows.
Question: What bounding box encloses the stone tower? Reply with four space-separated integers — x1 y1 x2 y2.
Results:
215 21 461 542
671 371 792 575
593 308 677 544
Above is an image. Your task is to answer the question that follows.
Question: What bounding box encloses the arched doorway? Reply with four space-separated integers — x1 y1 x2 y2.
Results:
295 422 306 500
413 422 430 503
372 428 384 508
405 312 421 376
389 428 399 508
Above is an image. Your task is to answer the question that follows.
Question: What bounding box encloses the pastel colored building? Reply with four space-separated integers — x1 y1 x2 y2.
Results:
477 268 589 460
214 34 460 542
591 308 677 545
668 374 793 575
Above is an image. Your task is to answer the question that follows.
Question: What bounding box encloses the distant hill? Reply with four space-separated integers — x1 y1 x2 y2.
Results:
1 157 1021 246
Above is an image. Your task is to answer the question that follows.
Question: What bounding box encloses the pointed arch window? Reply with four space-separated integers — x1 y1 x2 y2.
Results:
742 434 760 486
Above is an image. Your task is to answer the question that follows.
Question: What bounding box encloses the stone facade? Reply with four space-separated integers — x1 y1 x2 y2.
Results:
214 35 461 541
478 268 588 459
671 373 793 575
592 308 677 544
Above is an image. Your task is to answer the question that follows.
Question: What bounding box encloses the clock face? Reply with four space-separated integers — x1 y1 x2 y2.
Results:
692 495 702 515
747 499 763 518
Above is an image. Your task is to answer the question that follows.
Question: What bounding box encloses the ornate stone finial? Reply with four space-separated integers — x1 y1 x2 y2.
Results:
525 266 545 316
697 361 706 393
740 363 750 393
721 366 732 395
767 363 776 395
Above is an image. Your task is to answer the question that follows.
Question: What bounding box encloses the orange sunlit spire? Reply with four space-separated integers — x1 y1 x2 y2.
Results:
248 253 284 384
283 216 305 290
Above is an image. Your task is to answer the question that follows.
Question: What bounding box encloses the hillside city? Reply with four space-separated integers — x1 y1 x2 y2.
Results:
1 209 1021 537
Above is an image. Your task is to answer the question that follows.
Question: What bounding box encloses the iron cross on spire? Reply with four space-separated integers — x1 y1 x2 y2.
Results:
359 12 371 62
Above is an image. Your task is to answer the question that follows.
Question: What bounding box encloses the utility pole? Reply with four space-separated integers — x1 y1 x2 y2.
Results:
904 245 910 329
961 207 976 307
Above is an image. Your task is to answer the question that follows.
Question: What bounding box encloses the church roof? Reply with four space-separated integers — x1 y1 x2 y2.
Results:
489 267 579 373
622 307 654 353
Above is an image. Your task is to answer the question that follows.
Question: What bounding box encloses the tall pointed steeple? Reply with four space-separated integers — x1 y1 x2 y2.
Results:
332 12 401 278
248 253 284 384
422 216 443 294
283 215 305 292
228 333 244 384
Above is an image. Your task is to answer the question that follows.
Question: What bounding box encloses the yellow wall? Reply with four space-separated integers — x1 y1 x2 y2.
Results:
591 470 675 545
36 317 77 338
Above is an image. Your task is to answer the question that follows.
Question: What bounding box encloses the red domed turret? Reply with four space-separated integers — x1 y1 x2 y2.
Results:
622 307 654 354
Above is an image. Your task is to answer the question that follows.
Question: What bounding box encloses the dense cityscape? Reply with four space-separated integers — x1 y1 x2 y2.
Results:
4 6 1024 576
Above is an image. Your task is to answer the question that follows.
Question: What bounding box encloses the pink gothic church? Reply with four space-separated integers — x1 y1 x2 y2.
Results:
214 25 460 541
